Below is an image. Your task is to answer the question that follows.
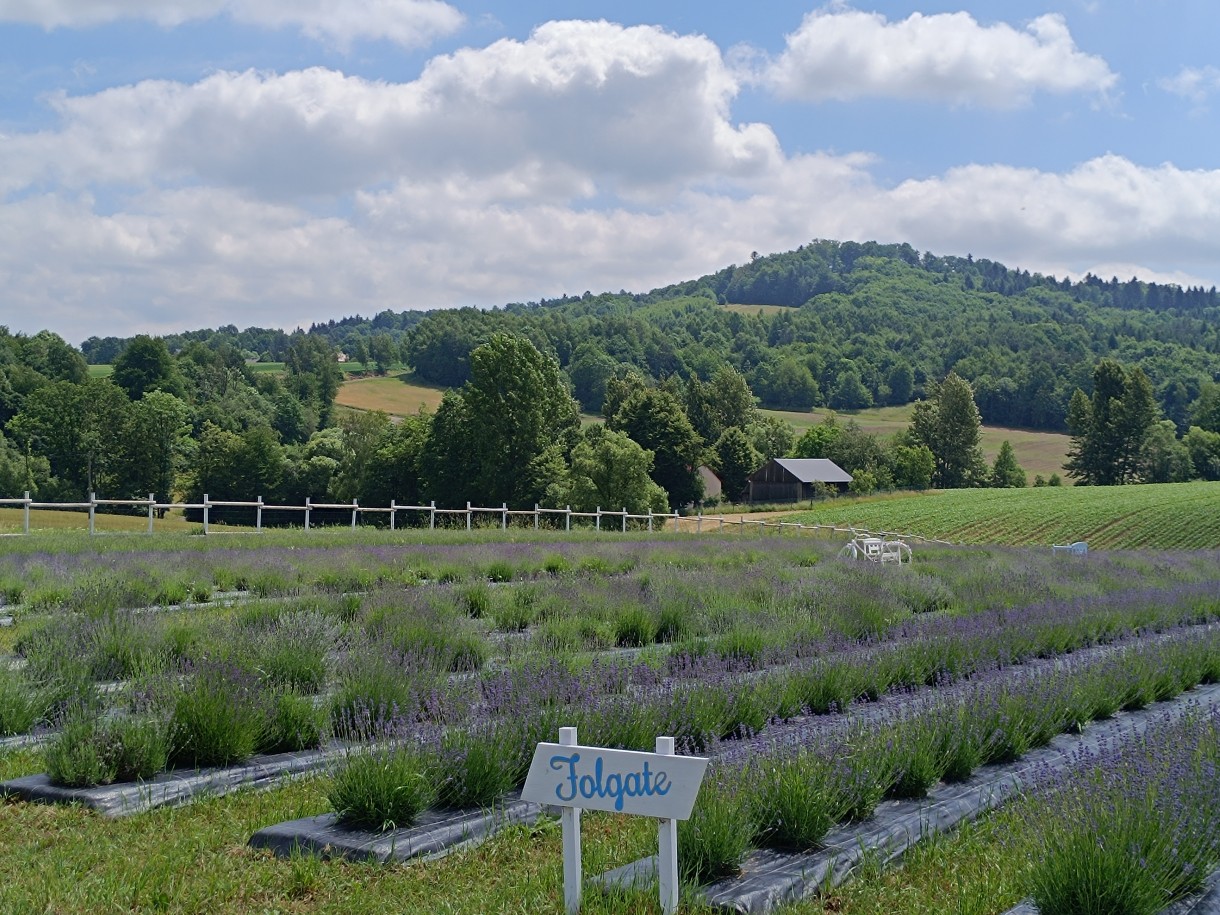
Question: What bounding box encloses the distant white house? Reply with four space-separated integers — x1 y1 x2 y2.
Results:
745 458 853 503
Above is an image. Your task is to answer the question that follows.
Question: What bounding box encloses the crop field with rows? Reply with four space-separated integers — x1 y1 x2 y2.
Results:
785 480 1220 550
0 527 1217 914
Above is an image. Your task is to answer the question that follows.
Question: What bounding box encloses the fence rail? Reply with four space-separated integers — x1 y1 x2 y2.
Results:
0 492 952 545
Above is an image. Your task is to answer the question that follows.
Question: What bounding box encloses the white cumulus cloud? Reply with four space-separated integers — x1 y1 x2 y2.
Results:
759 8 1117 107
0 0 464 49
1159 65 1220 104
3 21 780 201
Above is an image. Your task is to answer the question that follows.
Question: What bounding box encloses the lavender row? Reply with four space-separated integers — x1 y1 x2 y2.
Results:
1013 702 1220 914
675 627 1220 884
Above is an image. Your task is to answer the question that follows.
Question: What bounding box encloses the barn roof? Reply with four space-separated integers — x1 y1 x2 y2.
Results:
770 458 853 484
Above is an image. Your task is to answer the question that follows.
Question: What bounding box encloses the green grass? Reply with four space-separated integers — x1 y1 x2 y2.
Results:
757 405 1071 483
782 481 1220 549
0 507 209 534
336 371 446 415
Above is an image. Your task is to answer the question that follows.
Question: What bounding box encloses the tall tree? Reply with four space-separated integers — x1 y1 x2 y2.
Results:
909 372 986 489
712 427 761 502
422 333 579 508
368 334 397 375
548 425 669 515
122 391 191 500
1065 360 1158 485
8 378 129 497
111 335 181 401
285 334 343 428
607 386 703 508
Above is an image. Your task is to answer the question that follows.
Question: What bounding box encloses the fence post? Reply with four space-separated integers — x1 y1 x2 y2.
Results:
672 510 678 532
534 504 539 531
304 497 310 531
566 505 571 532
622 508 627 533
147 493 155 534
647 509 653 533
430 500 436 530
466 502 472 531
88 492 96 535
390 500 397 531
351 499 358 531
502 502 507 531
23 491 30 535
203 494 210 535
256 497 263 532
595 507 601 532
719 515 724 531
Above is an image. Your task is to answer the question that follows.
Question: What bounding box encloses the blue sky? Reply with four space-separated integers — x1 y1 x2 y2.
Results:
2 1 1218 341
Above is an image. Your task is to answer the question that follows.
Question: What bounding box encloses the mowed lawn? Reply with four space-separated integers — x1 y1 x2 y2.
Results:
335 372 447 415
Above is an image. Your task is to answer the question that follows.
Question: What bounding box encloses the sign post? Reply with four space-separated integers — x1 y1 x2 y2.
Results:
560 727 581 915
656 736 678 915
522 730 707 914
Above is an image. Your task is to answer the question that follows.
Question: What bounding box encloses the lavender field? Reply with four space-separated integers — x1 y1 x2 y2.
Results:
0 528 1218 914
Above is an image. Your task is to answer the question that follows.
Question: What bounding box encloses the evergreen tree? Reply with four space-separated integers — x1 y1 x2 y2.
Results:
1065 360 1158 485
988 440 1027 488
909 373 986 489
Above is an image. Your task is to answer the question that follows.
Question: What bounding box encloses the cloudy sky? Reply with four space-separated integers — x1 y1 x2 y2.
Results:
2 1 1218 342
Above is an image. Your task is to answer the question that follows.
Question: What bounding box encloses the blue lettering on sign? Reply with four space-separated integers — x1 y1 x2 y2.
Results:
548 752 672 811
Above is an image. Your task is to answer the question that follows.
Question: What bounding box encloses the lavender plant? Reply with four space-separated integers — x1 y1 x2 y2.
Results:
328 744 438 832
1025 708 1220 915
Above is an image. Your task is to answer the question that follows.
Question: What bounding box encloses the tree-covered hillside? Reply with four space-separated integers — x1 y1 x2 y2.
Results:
80 239 1219 437
396 240 1218 433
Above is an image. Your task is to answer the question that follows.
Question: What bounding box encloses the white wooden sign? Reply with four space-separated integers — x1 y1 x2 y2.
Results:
521 728 708 915
522 739 707 819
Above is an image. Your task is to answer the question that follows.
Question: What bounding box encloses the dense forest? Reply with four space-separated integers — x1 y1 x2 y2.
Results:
7 238 1216 514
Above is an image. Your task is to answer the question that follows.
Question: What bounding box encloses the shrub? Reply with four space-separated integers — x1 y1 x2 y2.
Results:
655 606 691 643
0 667 41 736
262 692 326 754
328 746 437 831
438 722 527 809
167 663 268 768
748 749 849 849
46 714 168 787
678 771 754 883
614 607 656 648
485 561 515 583
459 583 491 619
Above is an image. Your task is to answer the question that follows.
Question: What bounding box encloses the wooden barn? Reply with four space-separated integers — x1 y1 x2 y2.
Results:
745 458 853 503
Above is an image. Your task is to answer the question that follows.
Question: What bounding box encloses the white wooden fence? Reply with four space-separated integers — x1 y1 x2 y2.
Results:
0 491 950 545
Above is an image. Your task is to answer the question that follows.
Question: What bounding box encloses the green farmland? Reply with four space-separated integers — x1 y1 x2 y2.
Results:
783 481 1220 550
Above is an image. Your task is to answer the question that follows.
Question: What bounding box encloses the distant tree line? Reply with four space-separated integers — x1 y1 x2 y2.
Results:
9 239 1220 514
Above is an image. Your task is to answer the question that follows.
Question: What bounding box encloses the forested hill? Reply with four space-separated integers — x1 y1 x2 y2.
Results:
400 240 1219 433
83 239 1220 434
654 239 1219 313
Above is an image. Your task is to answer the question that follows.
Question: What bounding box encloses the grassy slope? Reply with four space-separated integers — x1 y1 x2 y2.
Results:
782 481 1220 550
760 405 1070 482
335 371 446 415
